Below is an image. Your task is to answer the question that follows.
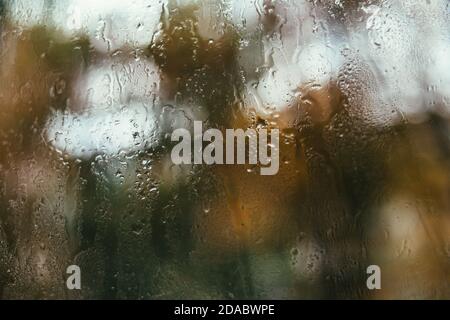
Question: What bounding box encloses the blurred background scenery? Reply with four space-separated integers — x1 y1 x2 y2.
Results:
0 0 449 299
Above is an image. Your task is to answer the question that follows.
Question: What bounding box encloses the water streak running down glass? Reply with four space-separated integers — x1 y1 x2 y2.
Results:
0 0 449 299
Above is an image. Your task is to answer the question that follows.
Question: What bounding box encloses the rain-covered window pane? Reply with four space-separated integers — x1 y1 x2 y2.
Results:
0 0 449 299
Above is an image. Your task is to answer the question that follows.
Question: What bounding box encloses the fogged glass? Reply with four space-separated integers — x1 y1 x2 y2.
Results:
0 0 449 299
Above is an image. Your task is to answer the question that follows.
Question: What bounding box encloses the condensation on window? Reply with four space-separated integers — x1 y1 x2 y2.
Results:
0 0 449 299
